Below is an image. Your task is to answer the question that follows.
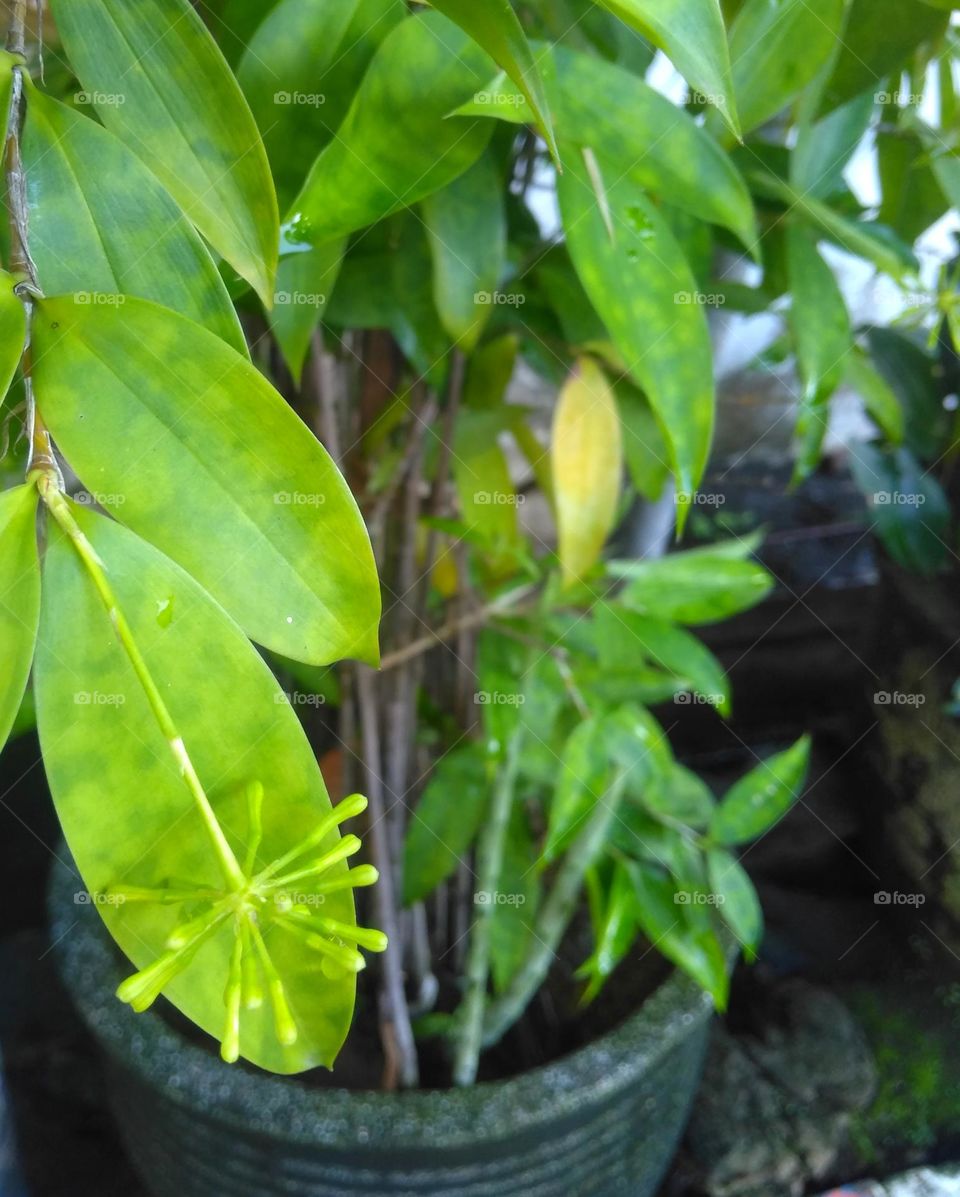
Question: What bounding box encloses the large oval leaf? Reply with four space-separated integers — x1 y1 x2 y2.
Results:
552 358 623 586
558 147 714 506
50 0 278 303
36 506 360 1072
0 485 40 751
594 0 740 137
32 295 379 666
286 12 494 248
23 87 245 355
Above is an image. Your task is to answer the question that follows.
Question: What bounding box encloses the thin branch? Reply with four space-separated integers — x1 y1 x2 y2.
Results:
378 582 539 671
356 667 419 1089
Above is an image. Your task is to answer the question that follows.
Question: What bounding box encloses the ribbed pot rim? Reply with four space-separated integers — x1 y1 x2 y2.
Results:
50 858 713 1150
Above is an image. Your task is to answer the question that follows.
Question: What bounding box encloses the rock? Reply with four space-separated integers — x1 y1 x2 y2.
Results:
683 978 876 1197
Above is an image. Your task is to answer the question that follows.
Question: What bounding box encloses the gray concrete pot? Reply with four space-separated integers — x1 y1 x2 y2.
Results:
51 860 713 1197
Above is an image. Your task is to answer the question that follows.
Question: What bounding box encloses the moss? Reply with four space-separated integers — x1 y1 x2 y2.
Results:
847 986 960 1167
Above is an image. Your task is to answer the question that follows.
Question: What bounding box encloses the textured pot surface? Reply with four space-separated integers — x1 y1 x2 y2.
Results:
51 860 713 1197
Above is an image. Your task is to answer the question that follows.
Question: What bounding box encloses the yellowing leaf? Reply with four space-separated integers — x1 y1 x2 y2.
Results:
552 358 623 586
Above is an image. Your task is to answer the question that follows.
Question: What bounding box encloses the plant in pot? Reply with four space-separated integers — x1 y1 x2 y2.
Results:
0 0 952 1194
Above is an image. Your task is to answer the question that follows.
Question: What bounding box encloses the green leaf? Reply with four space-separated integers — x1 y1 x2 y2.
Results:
403 744 491 905
792 92 876 201
641 763 716 829
459 45 756 250
609 542 773 624
787 224 852 481
626 859 729 1008
550 45 755 249
237 0 359 205
238 0 406 209
0 485 40 751
23 87 245 355
709 736 811 846
558 147 715 508
845 348 904 444
422 152 506 350
453 408 520 571
849 443 950 574
51 0 279 303
552 358 623 586
877 127 950 245
867 327 946 460
543 718 609 862
727 0 846 135
33 295 379 666
594 0 740 137
819 0 950 114
269 242 345 383
577 859 638 1000
36 507 360 1073
286 13 495 248
489 804 540 992
0 269 25 406
428 0 558 162
707 848 762 961
597 607 731 715
614 382 670 503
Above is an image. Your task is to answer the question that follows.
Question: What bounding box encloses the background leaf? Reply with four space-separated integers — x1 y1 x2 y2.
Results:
595 0 740 137
36 507 357 1073
33 295 380 666
727 0 846 135
286 13 495 247
403 744 491 904
0 486 40 751
51 0 279 303
428 0 557 161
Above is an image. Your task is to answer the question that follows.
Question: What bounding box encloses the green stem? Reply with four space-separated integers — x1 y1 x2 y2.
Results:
451 727 524 1087
35 473 246 891
480 769 629 1050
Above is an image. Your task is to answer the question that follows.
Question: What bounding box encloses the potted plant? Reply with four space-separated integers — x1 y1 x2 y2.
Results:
0 0 953 1194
